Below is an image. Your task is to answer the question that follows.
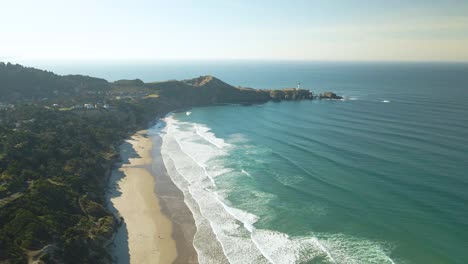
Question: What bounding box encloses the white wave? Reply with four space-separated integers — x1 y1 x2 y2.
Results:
341 96 359 101
253 230 398 264
252 230 335 264
158 115 397 264
382 100 391 103
160 116 269 263
195 124 230 149
319 233 397 264
241 169 251 176
186 111 192 116
162 147 229 264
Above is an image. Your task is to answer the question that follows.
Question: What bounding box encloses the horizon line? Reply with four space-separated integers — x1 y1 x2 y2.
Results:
2 58 468 65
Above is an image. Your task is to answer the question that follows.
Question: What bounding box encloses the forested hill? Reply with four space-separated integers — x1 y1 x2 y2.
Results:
0 62 109 103
0 100 172 263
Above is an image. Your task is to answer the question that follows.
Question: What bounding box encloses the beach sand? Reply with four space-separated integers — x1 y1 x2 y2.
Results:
107 130 183 264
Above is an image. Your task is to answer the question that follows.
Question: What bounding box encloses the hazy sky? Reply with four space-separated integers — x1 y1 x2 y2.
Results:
2 0 468 62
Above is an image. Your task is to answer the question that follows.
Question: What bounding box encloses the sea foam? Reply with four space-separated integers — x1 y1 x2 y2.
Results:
158 115 397 264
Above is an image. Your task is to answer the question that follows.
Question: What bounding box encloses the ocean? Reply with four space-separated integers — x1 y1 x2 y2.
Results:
41 61 468 263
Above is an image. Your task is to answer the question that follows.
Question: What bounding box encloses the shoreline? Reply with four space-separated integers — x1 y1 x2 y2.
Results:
151 125 199 264
107 129 197 263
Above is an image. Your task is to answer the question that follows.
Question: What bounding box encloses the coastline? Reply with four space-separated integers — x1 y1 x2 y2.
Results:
107 129 197 263
151 125 199 264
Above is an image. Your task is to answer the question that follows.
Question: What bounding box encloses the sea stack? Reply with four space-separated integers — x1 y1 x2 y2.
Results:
319 92 343 100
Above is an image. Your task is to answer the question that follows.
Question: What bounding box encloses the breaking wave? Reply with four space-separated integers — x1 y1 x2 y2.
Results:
157 115 397 264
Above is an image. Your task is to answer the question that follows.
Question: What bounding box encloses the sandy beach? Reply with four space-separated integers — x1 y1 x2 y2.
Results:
108 130 177 264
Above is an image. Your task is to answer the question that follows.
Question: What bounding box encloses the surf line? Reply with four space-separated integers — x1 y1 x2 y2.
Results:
162 143 234 263
170 118 339 263
170 128 217 187
163 121 254 263
194 124 227 149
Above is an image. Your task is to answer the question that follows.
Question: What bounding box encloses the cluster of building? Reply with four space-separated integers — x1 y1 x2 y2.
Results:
51 103 111 110
82 103 110 109
0 103 14 109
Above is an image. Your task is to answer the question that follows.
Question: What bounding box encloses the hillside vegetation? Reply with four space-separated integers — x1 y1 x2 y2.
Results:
0 100 173 263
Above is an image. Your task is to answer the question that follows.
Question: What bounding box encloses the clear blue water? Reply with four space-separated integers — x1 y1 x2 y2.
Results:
43 62 468 263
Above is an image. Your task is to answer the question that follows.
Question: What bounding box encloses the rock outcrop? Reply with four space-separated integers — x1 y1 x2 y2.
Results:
319 92 343 100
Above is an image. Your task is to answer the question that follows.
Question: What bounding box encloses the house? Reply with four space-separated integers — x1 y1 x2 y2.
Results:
84 104 94 109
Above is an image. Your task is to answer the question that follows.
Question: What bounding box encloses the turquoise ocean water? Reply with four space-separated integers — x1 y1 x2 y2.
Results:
42 62 468 263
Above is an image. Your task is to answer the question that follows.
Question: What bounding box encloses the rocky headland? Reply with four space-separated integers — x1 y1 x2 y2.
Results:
144 75 342 107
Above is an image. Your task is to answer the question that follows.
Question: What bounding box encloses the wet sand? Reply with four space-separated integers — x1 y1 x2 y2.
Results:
108 130 197 264
152 130 199 264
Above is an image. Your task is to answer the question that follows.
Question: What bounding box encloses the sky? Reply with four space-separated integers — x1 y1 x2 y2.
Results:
1 0 468 62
